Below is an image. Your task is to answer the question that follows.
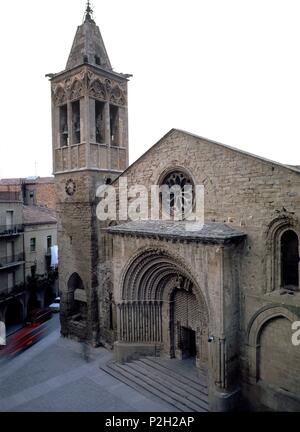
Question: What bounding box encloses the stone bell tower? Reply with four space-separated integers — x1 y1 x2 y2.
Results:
48 2 130 345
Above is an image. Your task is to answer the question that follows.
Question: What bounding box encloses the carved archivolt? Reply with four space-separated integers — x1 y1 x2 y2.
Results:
69 80 84 101
117 249 209 345
89 77 127 105
89 79 106 100
52 69 127 106
52 70 86 105
53 86 67 105
110 84 126 105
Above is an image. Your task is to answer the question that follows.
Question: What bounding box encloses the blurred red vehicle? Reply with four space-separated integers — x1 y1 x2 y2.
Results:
0 324 45 358
27 308 52 325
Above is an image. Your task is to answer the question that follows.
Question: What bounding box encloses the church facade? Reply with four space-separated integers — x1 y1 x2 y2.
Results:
49 5 300 411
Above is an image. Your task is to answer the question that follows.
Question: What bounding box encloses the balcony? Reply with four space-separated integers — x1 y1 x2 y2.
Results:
0 225 24 237
0 283 25 301
0 253 25 270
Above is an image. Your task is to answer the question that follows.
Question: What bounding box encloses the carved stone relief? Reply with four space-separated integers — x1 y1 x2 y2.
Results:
52 69 127 106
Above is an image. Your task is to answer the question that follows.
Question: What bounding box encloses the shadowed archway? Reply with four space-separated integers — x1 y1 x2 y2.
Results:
119 249 209 369
67 273 87 321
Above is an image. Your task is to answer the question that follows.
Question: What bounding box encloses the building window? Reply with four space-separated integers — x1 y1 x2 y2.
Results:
7 273 15 292
6 211 14 230
72 100 81 144
110 105 119 146
60 104 68 147
28 190 35 205
6 241 14 263
30 238 36 253
281 230 299 289
95 55 101 65
47 236 52 250
95 100 105 144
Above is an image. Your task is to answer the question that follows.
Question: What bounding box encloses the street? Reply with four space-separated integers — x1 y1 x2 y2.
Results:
0 315 174 412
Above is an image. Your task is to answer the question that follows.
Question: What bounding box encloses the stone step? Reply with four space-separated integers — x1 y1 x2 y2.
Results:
140 357 208 394
100 360 209 412
101 362 187 412
146 357 208 384
134 359 208 404
126 361 208 411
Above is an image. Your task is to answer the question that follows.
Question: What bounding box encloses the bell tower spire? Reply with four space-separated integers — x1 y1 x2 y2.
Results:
66 2 111 71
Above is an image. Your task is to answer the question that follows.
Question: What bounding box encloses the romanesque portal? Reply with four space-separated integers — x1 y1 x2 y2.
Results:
117 250 209 371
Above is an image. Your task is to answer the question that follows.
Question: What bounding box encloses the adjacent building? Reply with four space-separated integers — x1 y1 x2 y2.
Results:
0 187 25 334
0 177 56 210
23 205 57 279
0 178 58 333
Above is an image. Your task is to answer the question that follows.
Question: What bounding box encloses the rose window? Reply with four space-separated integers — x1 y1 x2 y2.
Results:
161 171 194 218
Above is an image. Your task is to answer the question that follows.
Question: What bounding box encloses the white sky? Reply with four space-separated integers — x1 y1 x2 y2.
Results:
1 0 300 178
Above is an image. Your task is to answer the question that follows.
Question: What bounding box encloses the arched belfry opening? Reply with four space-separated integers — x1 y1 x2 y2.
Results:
281 230 299 290
119 250 209 370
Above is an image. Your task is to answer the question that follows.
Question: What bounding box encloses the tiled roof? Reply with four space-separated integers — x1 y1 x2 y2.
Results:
0 178 23 185
0 177 54 185
107 220 246 244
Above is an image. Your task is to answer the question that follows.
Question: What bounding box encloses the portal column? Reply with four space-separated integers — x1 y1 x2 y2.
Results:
208 335 240 412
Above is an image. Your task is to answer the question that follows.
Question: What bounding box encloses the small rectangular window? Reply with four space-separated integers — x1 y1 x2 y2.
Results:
7 273 15 291
6 242 14 262
60 104 68 147
95 100 105 144
72 100 81 144
6 211 14 229
28 190 35 205
30 238 36 253
47 236 52 250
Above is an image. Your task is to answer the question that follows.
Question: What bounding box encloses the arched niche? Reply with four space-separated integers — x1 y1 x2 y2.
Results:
67 273 87 321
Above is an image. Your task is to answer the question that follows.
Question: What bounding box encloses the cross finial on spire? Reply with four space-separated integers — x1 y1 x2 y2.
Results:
85 1 93 21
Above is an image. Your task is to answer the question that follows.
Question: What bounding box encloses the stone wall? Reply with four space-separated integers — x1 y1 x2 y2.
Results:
36 181 56 210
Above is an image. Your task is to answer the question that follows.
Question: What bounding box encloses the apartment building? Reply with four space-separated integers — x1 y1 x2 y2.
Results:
0 188 25 334
0 178 58 334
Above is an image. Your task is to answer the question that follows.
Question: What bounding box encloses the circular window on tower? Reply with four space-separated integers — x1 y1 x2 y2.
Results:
65 179 77 196
160 170 194 220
